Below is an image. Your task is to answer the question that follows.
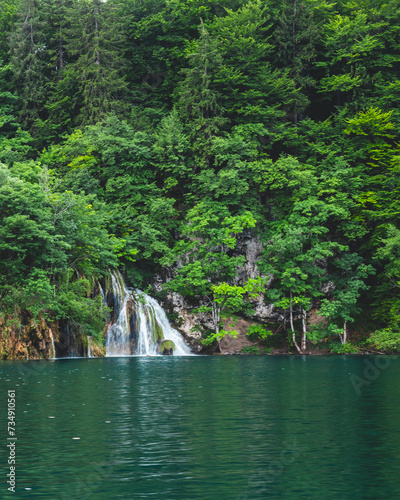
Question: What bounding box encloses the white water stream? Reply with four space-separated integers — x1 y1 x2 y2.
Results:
105 271 191 357
88 337 92 358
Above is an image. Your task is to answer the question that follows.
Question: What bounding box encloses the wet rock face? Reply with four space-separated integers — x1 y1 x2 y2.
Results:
127 299 137 343
160 292 209 354
236 233 264 281
235 234 284 322
0 312 60 360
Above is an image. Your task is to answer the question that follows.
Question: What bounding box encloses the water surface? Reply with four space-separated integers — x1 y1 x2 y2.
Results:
1 356 399 499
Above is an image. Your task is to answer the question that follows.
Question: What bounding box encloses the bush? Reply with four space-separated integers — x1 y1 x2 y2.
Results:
329 342 359 354
368 328 400 352
201 329 238 346
246 325 272 342
241 345 260 355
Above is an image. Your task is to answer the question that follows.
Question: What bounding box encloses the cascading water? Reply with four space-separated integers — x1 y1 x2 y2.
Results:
105 272 135 356
88 337 92 358
99 283 107 306
105 271 191 356
135 291 191 356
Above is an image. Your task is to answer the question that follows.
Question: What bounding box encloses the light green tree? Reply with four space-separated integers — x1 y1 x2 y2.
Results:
162 201 258 336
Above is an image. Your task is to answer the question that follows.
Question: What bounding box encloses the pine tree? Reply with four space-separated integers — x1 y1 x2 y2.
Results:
271 0 322 124
65 0 127 125
176 20 227 161
9 0 51 131
32 0 77 145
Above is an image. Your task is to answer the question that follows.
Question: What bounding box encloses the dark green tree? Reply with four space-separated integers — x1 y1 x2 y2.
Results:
65 0 127 125
162 202 257 335
9 0 50 131
176 20 227 159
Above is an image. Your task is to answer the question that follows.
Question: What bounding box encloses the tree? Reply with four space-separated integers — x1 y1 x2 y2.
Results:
271 0 324 124
317 11 392 112
0 0 19 63
318 253 374 344
263 221 344 353
162 202 257 336
201 277 264 350
65 0 127 125
176 20 227 159
0 160 121 335
33 0 78 144
9 0 51 131
0 62 20 140
207 0 301 156
260 157 348 353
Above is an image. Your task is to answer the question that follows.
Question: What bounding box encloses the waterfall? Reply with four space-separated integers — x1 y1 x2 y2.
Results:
105 272 135 356
105 271 191 356
135 291 191 356
88 337 92 358
99 283 107 305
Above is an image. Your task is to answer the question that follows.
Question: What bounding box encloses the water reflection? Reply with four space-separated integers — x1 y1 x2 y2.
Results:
0 356 400 499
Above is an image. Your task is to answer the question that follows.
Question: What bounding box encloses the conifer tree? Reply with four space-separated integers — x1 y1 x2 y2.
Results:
271 0 322 124
176 20 227 159
65 0 127 125
9 0 51 131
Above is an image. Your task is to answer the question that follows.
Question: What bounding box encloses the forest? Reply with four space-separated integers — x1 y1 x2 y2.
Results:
1 0 400 355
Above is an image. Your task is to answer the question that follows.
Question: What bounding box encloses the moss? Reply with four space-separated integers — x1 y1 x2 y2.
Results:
147 307 164 343
154 320 164 343
91 341 106 357
161 339 176 354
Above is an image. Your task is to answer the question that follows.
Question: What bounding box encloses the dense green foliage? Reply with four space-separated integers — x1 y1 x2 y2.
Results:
2 0 400 351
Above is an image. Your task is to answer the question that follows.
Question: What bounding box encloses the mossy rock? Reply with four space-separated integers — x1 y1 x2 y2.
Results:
160 339 176 355
91 342 106 357
154 320 164 343
146 308 164 343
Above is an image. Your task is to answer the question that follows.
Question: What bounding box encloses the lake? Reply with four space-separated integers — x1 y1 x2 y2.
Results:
1 355 400 499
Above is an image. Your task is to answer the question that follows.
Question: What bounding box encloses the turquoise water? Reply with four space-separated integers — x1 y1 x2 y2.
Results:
1 355 400 499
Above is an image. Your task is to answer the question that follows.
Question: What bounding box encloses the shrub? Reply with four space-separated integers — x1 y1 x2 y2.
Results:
246 325 272 342
329 342 359 354
368 328 400 352
241 345 260 355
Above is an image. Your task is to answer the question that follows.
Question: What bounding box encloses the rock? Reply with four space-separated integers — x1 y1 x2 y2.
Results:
91 342 106 357
0 312 61 360
160 339 176 355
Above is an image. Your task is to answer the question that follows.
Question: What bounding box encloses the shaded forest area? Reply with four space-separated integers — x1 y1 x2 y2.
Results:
1 0 400 354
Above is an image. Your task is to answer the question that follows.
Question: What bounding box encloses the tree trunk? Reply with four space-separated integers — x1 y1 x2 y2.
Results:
211 300 222 352
290 290 294 332
301 308 307 352
290 290 302 354
342 321 347 344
